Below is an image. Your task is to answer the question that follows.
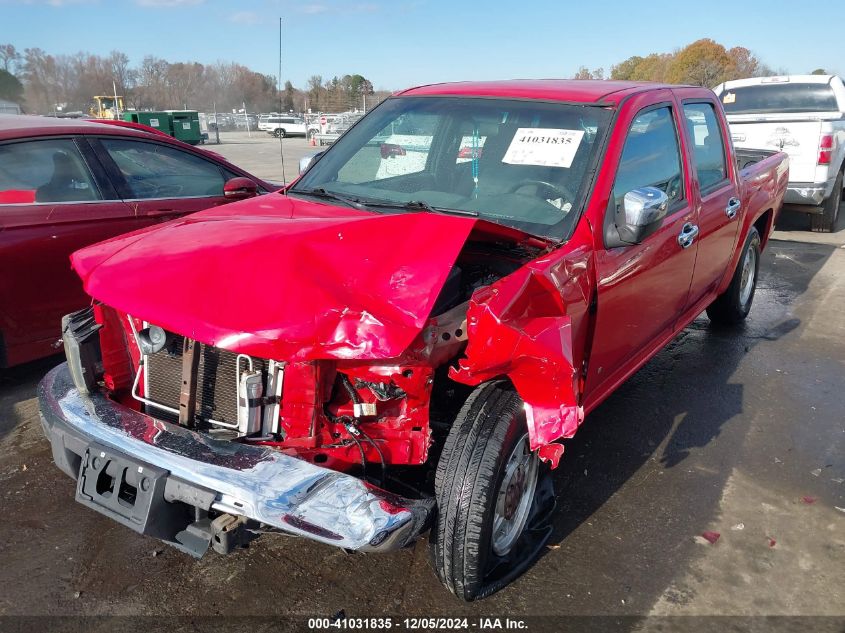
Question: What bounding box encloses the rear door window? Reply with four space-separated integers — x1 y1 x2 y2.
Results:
683 103 729 192
100 138 225 199
721 83 839 114
0 139 102 204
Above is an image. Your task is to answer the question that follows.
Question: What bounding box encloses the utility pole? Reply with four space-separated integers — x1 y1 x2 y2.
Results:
278 17 286 183
112 81 121 120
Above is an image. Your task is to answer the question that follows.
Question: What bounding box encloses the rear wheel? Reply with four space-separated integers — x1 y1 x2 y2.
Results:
706 226 761 325
274 128 286 138
431 382 554 601
811 170 842 233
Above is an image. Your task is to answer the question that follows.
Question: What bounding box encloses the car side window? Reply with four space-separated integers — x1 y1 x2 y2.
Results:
683 103 728 192
0 139 101 204
100 138 225 199
613 107 684 208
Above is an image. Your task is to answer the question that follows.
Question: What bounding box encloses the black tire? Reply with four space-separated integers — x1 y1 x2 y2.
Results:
274 128 286 138
706 226 761 325
431 382 554 601
811 170 842 233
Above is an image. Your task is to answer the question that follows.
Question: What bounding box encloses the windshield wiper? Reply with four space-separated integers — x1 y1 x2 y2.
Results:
363 200 479 217
292 187 368 210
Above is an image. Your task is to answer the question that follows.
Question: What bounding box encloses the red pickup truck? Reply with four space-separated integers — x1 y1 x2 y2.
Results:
39 80 788 601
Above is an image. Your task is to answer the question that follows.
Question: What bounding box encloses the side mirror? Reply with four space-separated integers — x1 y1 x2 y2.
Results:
614 186 669 244
299 151 324 175
223 177 259 200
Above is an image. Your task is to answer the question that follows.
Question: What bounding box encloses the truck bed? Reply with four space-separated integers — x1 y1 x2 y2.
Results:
735 147 781 171
736 148 789 238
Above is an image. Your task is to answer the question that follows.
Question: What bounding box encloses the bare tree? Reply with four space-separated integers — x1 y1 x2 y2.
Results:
8 42 379 115
0 44 20 74
307 74 323 111
109 51 133 96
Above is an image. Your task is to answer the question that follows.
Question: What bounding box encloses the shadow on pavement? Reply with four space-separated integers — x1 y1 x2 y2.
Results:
0 354 62 441
526 237 838 616
776 200 845 235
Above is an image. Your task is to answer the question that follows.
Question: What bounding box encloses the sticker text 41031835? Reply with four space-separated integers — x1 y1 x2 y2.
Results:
501 128 584 168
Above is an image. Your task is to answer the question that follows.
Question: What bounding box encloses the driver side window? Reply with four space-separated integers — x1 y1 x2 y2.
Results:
100 138 225 199
613 107 684 209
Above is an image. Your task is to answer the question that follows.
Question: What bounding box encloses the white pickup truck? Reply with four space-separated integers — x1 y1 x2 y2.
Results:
714 75 845 232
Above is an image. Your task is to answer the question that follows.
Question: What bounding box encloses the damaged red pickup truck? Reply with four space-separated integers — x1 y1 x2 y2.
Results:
39 80 788 600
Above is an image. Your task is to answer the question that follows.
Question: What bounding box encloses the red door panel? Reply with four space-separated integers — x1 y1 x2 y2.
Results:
681 101 741 307
588 208 699 390
121 195 229 228
0 201 137 365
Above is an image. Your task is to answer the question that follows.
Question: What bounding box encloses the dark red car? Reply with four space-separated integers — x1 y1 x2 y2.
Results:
0 115 273 368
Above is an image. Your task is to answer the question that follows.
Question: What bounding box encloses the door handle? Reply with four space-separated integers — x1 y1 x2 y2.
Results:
678 223 699 249
725 197 741 219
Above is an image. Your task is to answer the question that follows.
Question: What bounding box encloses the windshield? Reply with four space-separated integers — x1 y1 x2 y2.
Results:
721 83 839 114
291 96 611 239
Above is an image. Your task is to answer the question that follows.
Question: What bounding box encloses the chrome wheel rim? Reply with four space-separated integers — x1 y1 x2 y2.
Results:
739 246 756 306
492 434 539 556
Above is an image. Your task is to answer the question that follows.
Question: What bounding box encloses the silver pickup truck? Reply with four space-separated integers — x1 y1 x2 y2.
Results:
714 74 845 232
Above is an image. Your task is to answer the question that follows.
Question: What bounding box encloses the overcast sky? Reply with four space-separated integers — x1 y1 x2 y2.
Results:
1 0 843 90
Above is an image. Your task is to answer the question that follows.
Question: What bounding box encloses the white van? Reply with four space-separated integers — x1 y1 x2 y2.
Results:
713 75 845 232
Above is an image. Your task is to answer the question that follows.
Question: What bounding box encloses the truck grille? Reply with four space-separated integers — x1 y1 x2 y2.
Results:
145 334 268 426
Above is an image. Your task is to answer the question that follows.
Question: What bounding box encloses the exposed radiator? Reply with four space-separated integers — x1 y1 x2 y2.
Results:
145 334 268 426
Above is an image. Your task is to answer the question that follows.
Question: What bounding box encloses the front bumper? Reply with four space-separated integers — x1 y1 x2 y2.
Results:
39 363 432 554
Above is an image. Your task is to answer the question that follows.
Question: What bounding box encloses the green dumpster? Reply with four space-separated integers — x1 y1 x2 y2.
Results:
167 110 202 145
123 111 173 134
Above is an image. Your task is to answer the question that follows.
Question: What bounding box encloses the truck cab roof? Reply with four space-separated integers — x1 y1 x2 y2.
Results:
396 79 701 106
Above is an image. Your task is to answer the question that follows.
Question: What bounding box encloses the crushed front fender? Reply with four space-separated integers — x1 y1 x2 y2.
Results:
450 223 597 467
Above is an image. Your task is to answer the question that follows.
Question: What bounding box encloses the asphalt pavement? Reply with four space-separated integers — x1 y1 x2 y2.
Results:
203 130 319 185
0 184 842 631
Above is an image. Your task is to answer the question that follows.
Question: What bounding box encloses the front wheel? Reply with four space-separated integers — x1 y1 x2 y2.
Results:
274 128 286 138
706 226 761 325
431 382 554 601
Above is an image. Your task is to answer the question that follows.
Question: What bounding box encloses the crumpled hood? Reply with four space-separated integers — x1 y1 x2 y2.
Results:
72 194 480 360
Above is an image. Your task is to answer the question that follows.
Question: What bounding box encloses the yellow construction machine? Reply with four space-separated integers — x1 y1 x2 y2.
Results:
90 95 125 120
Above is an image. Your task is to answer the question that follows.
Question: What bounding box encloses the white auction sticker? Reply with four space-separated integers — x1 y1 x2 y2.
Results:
502 128 585 168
